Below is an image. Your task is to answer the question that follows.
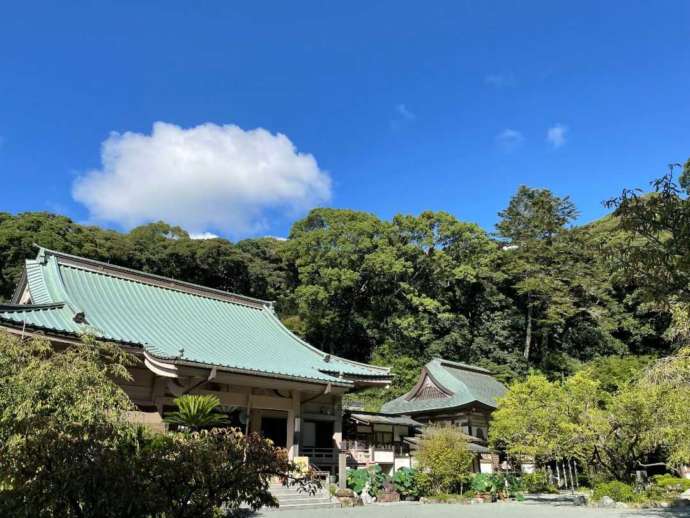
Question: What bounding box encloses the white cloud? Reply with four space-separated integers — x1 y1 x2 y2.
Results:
496 128 525 151
190 232 219 240
396 104 415 120
73 122 331 237
390 104 416 130
546 124 568 148
484 74 516 88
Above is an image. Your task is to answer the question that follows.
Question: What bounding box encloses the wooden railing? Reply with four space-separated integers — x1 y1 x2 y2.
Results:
339 440 410 464
301 442 411 467
300 446 338 463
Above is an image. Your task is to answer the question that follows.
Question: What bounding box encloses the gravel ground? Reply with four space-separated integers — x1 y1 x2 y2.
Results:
257 498 690 518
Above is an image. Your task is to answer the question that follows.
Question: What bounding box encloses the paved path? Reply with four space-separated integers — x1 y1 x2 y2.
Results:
257 500 690 518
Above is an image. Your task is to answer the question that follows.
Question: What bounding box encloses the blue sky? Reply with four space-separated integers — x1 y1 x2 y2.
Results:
1 1 689 239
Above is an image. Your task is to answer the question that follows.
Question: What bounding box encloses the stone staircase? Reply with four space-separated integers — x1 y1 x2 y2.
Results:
267 482 341 511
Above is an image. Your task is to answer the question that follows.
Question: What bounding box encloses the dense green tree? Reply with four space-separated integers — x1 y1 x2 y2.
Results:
606 160 690 306
496 186 579 362
490 350 690 481
579 355 655 394
283 208 403 359
0 178 680 384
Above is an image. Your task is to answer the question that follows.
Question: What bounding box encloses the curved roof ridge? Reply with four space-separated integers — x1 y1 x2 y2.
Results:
380 357 506 415
43 254 84 316
35 246 272 309
0 302 66 312
428 359 470 396
434 357 492 374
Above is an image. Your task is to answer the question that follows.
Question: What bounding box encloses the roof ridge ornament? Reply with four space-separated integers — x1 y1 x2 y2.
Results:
72 312 87 324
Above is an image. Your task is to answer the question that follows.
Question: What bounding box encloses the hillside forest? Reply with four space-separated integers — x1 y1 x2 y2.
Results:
2 160 689 408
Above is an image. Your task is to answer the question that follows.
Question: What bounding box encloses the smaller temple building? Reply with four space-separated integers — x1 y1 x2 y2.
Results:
381 358 507 473
341 411 421 475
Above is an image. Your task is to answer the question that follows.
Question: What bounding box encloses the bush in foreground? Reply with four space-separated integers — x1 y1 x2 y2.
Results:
0 332 309 517
415 425 474 494
592 481 640 503
520 471 558 494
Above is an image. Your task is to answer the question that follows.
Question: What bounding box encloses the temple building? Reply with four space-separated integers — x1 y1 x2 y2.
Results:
381 358 507 472
340 411 421 475
0 247 391 474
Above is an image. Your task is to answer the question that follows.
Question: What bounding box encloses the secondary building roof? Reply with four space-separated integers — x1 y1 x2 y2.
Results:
403 435 490 453
0 247 390 387
380 358 506 414
348 412 422 428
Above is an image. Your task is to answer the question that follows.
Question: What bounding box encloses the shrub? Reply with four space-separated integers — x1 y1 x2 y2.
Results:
164 394 229 431
416 425 474 494
140 428 306 517
652 474 690 492
469 473 522 498
0 332 310 518
503 473 523 497
367 464 387 496
520 471 558 494
413 470 434 497
592 481 639 503
470 473 494 493
346 468 371 495
392 467 419 498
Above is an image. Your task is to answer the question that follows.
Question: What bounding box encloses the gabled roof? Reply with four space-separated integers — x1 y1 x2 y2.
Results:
0 247 390 387
348 412 422 427
380 358 506 414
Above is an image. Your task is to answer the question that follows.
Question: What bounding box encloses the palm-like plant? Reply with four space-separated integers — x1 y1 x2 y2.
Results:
164 394 229 431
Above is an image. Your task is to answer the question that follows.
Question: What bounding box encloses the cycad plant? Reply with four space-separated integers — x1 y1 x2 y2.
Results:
164 394 229 431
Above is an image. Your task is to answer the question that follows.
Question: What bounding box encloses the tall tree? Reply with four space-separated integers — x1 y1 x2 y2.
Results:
496 186 579 361
607 160 690 339
283 208 403 359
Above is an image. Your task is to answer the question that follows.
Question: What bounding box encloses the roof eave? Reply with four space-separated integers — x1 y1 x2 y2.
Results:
383 399 498 416
10 269 28 304
143 350 354 388
0 322 353 389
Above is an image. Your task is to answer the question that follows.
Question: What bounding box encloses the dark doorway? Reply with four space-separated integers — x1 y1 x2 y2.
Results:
261 416 288 448
314 420 334 448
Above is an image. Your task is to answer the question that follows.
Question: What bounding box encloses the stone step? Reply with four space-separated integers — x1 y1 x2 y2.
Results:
273 495 331 502
276 497 333 505
271 502 341 511
270 489 330 498
266 483 339 512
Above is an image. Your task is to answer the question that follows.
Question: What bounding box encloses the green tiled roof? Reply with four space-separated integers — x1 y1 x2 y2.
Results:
0 248 389 386
380 358 506 414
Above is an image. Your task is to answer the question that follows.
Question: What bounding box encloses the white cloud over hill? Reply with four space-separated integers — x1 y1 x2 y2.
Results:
73 122 331 237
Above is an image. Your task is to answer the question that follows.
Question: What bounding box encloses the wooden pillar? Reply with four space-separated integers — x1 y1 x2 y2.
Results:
288 390 301 459
338 453 348 489
332 397 343 450
250 411 261 435
286 408 295 460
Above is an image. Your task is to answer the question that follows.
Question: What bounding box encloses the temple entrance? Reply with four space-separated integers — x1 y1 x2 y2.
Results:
260 415 288 448
302 420 334 448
